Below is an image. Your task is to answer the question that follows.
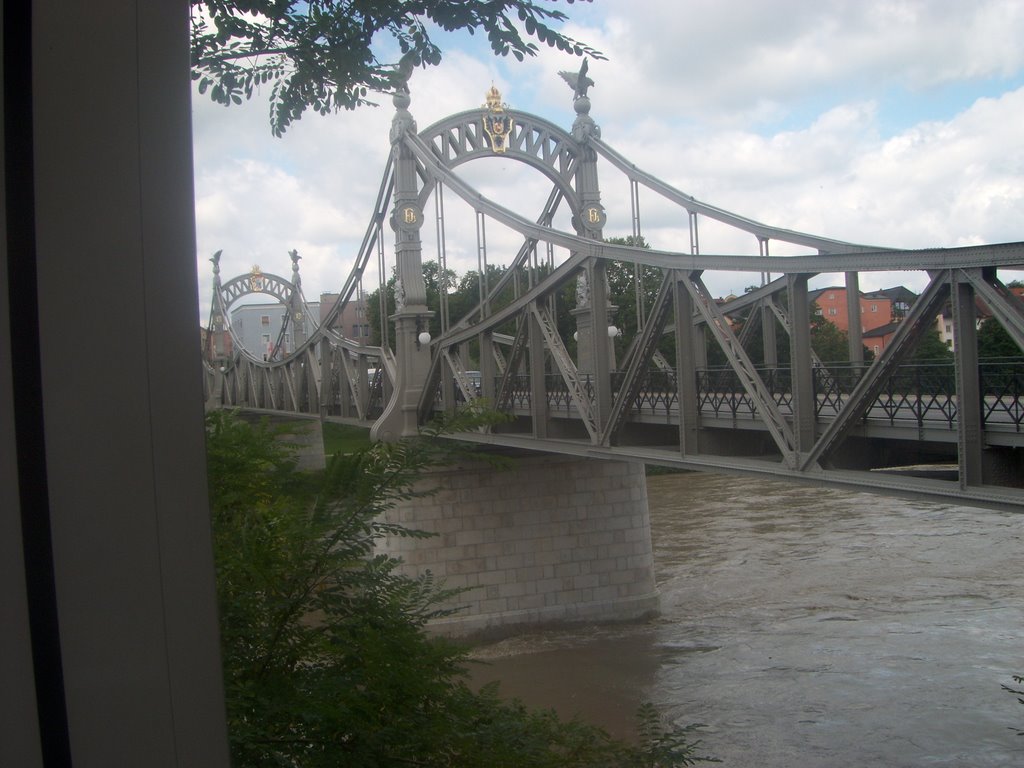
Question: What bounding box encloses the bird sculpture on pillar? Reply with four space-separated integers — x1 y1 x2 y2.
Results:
558 58 594 99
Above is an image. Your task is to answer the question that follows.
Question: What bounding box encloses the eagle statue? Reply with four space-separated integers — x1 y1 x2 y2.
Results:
558 58 594 100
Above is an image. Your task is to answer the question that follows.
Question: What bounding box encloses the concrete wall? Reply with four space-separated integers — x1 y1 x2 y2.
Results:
379 455 659 638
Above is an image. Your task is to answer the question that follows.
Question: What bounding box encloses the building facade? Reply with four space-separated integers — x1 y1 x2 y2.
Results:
230 301 319 359
810 285 914 334
319 291 371 341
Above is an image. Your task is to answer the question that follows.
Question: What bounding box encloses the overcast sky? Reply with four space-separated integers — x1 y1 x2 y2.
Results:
193 0 1024 320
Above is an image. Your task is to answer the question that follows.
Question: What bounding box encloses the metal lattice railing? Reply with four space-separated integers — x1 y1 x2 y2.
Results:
440 359 1024 435
981 358 1024 431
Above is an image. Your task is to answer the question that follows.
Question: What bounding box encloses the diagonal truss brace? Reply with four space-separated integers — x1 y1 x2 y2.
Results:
339 352 367 421
682 272 799 467
529 303 600 442
765 298 836 391
736 300 763 347
798 271 952 471
963 270 1024 352
602 273 674 444
444 348 479 404
495 319 529 411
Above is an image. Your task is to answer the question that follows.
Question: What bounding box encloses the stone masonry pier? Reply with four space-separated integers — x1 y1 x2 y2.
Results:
378 454 660 638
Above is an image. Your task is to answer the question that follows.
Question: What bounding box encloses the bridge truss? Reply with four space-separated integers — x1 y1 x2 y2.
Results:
204 75 1024 512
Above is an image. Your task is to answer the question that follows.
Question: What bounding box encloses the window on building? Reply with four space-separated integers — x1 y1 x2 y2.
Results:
828 307 837 316
873 345 880 354
261 315 270 325
945 323 952 333
363 324 370 337
261 333 271 343
353 324 360 337
828 293 835 300
870 304 877 312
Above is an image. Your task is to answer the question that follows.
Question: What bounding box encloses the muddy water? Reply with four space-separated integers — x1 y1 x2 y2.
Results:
468 472 1024 766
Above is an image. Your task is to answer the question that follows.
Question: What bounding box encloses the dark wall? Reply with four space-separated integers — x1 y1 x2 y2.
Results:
2 2 230 764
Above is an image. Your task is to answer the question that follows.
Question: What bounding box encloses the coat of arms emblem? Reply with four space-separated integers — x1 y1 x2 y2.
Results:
249 265 265 291
482 85 513 154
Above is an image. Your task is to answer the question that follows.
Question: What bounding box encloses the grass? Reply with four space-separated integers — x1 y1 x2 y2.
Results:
322 421 373 457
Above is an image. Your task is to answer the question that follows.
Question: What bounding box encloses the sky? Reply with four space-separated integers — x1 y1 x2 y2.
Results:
192 0 1024 322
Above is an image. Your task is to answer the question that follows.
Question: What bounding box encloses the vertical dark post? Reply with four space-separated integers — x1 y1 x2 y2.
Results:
761 300 778 367
788 273 816 455
674 273 699 455
319 337 333 418
529 306 549 438
846 271 864 365
590 258 613 429
480 329 497 403
952 271 983 486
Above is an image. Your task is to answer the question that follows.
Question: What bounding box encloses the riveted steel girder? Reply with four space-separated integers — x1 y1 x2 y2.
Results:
602 273 674 445
529 303 599 442
799 271 952 470
682 272 799 467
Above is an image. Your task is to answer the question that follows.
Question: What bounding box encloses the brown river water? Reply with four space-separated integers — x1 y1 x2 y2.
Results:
468 471 1024 767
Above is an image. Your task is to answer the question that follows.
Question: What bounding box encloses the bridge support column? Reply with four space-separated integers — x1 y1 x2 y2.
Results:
371 80 433 441
952 272 983 487
378 455 659 638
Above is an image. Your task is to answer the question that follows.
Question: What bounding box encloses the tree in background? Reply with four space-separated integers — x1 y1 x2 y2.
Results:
604 236 672 365
909 327 954 362
191 0 603 135
810 306 856 364
206 410 716 767
977 317 1023 358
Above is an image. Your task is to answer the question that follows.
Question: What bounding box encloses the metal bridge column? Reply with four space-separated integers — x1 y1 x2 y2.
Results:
952 271 983 486
569 90 613 436
319 337 334 418
287 250 308 351
673 272 700 454
528 305 549 438
480 330 497 403
845 271 864 365
371 82 433 441
761 300 778 368
788 274 816 454
356 355 370 418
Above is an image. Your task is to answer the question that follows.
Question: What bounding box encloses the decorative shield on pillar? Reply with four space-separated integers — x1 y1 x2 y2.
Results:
482 85 514 154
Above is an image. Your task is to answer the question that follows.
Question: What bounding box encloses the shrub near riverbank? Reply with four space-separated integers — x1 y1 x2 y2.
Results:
205 410 715 767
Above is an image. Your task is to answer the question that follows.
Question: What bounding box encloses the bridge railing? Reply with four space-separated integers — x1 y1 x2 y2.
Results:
476 359 1024 433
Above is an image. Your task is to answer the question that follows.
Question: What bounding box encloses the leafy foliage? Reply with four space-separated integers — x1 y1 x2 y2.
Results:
1004 674 1024 736
604 236 673 364
977 317 1023 358
809 308 852 364
191 0 604 135
909 327 953 361
206 410 715 766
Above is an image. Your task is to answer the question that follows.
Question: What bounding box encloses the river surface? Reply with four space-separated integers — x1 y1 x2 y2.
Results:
468 472 1024 767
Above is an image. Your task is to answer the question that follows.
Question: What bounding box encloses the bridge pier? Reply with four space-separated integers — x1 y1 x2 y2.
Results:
378 454 659 638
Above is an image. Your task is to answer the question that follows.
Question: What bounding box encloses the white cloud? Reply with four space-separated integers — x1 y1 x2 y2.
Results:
192 1 1024 319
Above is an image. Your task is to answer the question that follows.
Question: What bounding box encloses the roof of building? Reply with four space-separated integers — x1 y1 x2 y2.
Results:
863 321 902 338
863 286 917 304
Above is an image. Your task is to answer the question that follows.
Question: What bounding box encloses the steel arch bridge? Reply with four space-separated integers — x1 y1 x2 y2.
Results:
204 72 1024 513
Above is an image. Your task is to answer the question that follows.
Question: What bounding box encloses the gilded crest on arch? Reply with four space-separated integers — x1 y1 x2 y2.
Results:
482 85 514 154
249 264 265 292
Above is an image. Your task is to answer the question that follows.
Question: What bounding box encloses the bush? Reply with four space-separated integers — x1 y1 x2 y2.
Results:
206 410 716 766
